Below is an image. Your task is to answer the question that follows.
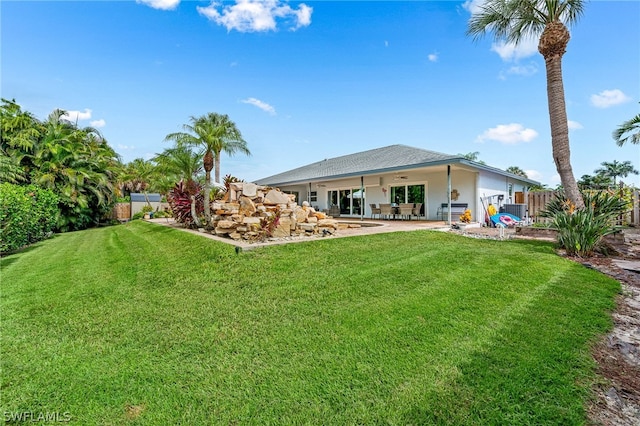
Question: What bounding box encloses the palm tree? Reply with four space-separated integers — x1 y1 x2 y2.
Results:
613 104 640 146
577 173 612 190
506 166 528 177
595 160 639 186
153 146 204 196
153 146 203 184
165 113 249 225
468 0 585 209
458 151 486 164
33 109 118 231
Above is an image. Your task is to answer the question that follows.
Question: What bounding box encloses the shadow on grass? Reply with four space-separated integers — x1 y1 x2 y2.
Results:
0 237 59 269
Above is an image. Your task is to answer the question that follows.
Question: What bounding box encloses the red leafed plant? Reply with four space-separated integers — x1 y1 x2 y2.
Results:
167 180 204 227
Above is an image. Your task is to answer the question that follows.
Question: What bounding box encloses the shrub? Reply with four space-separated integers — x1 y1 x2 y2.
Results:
0 183 59 253
167 180 204 227
541 190 628 257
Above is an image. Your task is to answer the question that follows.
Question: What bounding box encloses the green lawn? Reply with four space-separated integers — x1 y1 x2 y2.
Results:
1 221 619 425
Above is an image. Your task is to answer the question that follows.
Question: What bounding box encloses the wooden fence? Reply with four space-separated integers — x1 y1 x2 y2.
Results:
527 189 640 226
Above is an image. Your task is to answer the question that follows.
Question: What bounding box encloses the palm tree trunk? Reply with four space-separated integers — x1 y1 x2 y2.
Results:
544 54 585 210
214 153 221 185
202 150 214 227
203 169 211 227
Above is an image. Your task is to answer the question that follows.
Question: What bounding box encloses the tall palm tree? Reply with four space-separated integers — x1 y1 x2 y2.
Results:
165 113 249 225
595 160 639 186
468 0 585 209
613 105 640 146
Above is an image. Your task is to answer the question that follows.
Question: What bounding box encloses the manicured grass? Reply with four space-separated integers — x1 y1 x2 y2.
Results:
1 221 619 424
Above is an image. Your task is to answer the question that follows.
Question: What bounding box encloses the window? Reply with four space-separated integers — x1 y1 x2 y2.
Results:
310 191 317 202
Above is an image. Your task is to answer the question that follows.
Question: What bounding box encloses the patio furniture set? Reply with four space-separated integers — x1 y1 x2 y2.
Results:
370 203 423 220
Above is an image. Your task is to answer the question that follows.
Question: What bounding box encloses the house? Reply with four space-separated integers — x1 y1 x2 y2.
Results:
255 144 539 222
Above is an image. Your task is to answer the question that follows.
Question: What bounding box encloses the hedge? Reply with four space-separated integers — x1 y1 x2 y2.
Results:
0 183 59 254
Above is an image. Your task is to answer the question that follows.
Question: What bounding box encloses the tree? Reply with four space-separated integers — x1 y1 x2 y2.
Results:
506 166 528 177
0 100 119 231
152 146 204 196
33 109 118 231
165 113 250 225
577 173 611 190
468 0 585 209
594 160 639 186
458 151 486 165
613 104 640 146
0 99 41 183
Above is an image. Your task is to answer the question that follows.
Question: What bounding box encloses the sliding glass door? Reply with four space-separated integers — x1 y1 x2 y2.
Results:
328 189 364 215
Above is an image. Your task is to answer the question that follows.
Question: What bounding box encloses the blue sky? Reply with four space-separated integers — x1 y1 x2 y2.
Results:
2 0 639 186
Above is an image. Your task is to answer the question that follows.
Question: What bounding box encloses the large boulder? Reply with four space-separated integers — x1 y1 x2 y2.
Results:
264 189 291 205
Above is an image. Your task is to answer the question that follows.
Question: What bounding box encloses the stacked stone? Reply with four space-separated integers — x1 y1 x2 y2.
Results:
209 182 339 241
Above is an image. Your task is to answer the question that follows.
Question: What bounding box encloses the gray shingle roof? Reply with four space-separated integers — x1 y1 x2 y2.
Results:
256 144 461 186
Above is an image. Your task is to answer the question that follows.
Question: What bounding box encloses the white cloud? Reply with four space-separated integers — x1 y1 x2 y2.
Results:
462 0 484 15
384 40 389 47
476 123 538 145
90 119 106 128
524 169 543 182
118 144 136 151
506 62 537 76
136 0 180 11
428 53 438 62
567 120 583 130
491 37 538 62
590 89 632 108
62 109 92 122
197 0 312 33
242 97 276 115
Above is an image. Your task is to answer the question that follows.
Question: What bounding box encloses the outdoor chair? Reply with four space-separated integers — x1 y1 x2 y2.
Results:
379 203 392 219
369 203 381 219
398 203 413 220
412 203 423 220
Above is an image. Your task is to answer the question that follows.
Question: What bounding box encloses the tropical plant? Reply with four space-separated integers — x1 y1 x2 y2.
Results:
32 110 118 231
0 98 40 183
613 103 640 146
118 158 156 196
167 180 204 228
459 151 486 165
594 160 639 186
540 190 629 256
468 0 585 209
0 100 120 232
577 173 612 190
165 113 250 226
153 146 203 184
506 166 528 178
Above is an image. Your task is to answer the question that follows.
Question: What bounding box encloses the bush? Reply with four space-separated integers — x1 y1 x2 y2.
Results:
541 190 628 257
167 180 203 227
0 183 59 253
